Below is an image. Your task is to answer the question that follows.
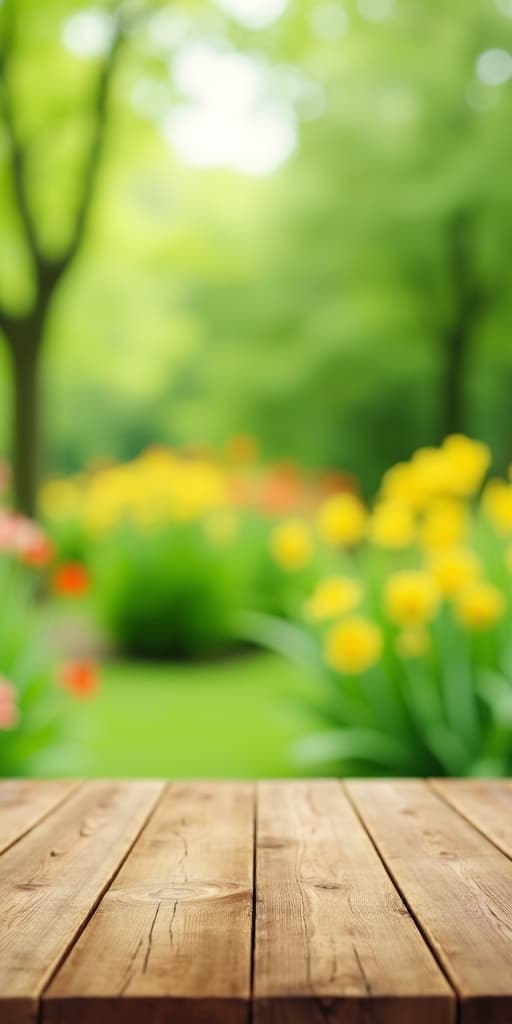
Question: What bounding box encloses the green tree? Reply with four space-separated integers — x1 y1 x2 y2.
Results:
0 0 126 513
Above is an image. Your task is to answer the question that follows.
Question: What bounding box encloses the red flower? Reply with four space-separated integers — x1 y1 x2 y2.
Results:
52 562 90 597
59 661 99 699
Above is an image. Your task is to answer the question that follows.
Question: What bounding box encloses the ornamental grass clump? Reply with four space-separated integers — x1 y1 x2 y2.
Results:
261 435 512 777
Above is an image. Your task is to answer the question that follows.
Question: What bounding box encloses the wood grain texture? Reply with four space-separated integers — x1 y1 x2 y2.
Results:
0 780 163 1024
253 780 454 1024
346 779 512 1024
43 781 255 1024
0 779 79 854
431 779 512 860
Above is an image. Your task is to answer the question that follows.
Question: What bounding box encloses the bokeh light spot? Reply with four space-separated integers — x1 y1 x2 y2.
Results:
311 3 349 40
476 48 512 86
61 7 114 59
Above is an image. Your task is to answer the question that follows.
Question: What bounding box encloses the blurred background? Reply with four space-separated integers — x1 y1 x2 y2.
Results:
2 0 512 780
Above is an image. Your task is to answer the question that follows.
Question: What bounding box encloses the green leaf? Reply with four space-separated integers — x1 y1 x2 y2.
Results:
294 728 412 769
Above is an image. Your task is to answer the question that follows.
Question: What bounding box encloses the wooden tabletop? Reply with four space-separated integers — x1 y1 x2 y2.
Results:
1 779 512 1023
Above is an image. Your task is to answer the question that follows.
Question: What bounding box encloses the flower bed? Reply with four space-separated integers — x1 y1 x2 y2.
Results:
261 435 512 776
0 476 98 775
41 444 352 659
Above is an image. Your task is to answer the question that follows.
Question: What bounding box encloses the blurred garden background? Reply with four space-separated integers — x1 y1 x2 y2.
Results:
2 0 512 778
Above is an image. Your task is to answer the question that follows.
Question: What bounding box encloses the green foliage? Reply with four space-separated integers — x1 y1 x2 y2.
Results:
2 1 512 494
0 559 64 775
91 519 253 659
251 437 512 777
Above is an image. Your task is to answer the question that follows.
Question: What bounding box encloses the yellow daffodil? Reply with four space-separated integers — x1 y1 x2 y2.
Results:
441 434 490 497
270 519 313 571
455 581 505 631
409 447 451 505
428 547 481 597
482 479 512 535
369 499 415 549
380 461 418 507
419 498 467 550
303 576 363 622
317 493 367 546
324 616 383 675
385 569 440 627
396 626 431 658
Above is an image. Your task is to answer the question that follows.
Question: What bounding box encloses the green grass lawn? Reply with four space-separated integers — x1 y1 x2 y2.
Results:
64 653 322 778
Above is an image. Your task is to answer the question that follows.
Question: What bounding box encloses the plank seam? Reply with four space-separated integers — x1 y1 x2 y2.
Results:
249 781 258 1024
341 780 459 1020
37 780 168 1024
428 779 512 864
0 780 84 857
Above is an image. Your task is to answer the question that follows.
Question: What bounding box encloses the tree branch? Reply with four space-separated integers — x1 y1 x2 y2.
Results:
53 23 124 279
0 306 14 341
0 1 42 278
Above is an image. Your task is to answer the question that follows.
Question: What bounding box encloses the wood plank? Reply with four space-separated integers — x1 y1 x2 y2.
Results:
253 780 454 1024
44 781 254 1024
431 779 512 860
0 780 80 854
0 780 164 1024
346 779 512 1024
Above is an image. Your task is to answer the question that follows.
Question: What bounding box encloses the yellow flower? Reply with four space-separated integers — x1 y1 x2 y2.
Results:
419 498 467 549
324 616 383 675
304 576 363 622
369 500 415 549
428 547 481 597
441 434 491 497
419 497 468 552
270 519 313 571
482 479 512 535
385 570 440 627
380 462 418 507
455 582 505 631
396 626 431 659
317 493 367 546
380 448 452 510
409 447 451 504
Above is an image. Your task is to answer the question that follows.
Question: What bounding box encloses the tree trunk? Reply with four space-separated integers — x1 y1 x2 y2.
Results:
439 211 481 441
441 322 469 438
8 332 41 517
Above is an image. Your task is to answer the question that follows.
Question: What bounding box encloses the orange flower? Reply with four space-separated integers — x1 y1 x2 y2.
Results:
59 661 99 698
0 678 19 730
52 562 90 597
259 463 304 516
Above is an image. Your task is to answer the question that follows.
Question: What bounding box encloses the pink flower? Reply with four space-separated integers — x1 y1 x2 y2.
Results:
0 679 20 730
0 512 54 567
0 512 20 553
17 521 54 567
